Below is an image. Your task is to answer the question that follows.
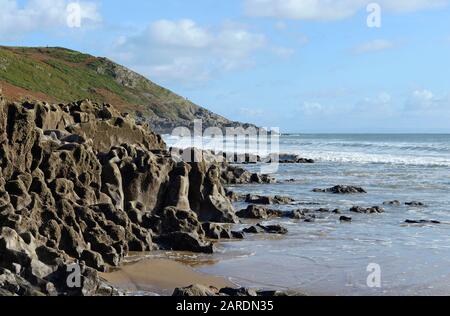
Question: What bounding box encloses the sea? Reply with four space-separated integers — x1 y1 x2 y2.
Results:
162 134 450 296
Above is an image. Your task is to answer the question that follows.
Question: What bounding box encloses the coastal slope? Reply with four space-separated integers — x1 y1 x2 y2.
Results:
0 46 257 134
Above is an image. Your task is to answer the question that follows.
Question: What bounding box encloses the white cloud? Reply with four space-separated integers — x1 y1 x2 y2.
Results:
113 19 268 84
353 39 395 54
0 0 101 40
149 19 211 48
406 89 439 111
238 107 266 117
300 92 394 117
402 89 450 121
300 101 330 116
381 0 448 12
274 21 288 30
244 0 448 21
272 46 295 58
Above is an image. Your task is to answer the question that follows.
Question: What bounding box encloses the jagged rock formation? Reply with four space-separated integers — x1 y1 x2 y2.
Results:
0 97 239 296
313 185 367 194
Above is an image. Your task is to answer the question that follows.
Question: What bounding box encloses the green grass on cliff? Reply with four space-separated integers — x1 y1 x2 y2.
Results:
0 46 228 125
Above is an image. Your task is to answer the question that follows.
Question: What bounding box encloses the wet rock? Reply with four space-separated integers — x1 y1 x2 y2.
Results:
339 216 352 222
264 153 314 164
172 284 218 296
244 194 294 205
383 200 401 206
146 207 214 253
231 231 245 239
225 190 246 202
405 219 440 224
221 165 276 185
188 156 238 223
243 224 288 235
226 153 261 164
313 185 367 194
405 201 426 207
236 205 282 220
283 209 312 220
156 232 214 254
80 250 106 272
202 223 233 240
350 206 384 214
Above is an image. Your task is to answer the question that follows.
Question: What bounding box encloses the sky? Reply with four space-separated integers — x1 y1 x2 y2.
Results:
1 0 450 133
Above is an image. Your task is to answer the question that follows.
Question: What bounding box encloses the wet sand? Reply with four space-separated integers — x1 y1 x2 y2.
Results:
100 258 235 296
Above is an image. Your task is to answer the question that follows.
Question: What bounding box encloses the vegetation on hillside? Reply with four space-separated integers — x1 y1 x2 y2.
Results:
0 46 249 133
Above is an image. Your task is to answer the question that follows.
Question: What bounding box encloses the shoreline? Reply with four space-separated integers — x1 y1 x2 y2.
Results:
100 258 236 296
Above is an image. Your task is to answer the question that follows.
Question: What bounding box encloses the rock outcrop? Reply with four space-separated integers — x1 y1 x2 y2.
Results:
313 185 367 194
350 206 384 214
0 97 240 295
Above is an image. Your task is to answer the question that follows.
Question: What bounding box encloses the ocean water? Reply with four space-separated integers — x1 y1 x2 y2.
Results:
163 134 450 296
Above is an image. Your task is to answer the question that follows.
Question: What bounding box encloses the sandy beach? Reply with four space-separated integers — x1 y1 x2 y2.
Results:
100 259 235 296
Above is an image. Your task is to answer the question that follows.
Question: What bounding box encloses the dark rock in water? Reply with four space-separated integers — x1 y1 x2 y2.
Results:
284 209 308 220
147 207 215 252
283 209 317 222
202 223 233 240
405 201 426 207
405 219 441 224
245 194 272 205
172 284 218 296
231 231 245 239
383 200 401 206
243 224 288 235
332 209 342 214
225 190 246 202
294 158 315 164
315 208 330 213
236 205 282 220
350 206 384 214
264 154 314 164
313 185 367 194
244 194 294 205
340 216 352 222
225 153 261 165
221 165 276 185
156 232 214 254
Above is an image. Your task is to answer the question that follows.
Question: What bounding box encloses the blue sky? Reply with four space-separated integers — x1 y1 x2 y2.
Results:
1 0 450 133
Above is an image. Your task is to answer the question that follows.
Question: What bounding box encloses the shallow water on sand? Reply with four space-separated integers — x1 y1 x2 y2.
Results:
163 134 450 296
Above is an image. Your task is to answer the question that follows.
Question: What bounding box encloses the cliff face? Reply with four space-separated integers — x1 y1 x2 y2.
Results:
0 97 238 296
0 46 259 134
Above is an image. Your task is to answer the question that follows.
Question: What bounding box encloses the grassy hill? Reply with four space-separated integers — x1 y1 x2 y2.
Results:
0 46 256 133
